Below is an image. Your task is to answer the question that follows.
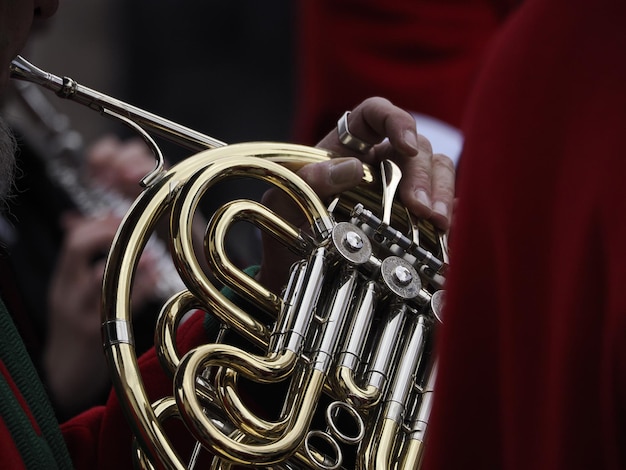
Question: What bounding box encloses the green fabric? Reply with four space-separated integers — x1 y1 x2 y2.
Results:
0 299 73 469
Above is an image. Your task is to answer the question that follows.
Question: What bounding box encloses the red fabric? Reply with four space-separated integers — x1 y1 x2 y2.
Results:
0 360 41 435
293 0 510 145
424 0 626 468
0 418 27 470
60 406 105 470
61 310 211 470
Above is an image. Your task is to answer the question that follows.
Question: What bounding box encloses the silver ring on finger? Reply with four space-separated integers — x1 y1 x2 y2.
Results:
337 111 373 153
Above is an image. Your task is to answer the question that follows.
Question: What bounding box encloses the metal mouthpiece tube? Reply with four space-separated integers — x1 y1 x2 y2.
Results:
10 55 226 152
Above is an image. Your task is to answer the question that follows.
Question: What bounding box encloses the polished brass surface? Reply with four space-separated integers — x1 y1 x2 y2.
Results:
11 57 448 469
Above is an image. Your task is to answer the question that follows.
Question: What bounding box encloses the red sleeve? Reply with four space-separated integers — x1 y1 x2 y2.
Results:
59 405 106 470
61 310 210 470
0 418 27 470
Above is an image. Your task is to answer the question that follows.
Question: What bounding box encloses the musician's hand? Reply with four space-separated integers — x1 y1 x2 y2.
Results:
86 135 158 199
257 97 455 292
316 97 455 231
44 212 160 417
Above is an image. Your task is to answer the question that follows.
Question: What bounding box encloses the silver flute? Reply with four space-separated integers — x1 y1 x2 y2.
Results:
7 59 188 300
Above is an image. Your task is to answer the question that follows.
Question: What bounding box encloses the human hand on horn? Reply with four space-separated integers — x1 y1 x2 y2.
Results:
257 97 455 293
316 97 455 231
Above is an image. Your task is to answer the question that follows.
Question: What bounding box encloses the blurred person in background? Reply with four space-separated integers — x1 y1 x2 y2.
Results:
0 4 168 420
1 83 167 419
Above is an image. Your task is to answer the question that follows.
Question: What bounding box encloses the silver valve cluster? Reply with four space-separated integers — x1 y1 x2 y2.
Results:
350 203 444 274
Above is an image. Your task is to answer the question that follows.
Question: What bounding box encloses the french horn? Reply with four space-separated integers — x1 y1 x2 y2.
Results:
10 56 448 469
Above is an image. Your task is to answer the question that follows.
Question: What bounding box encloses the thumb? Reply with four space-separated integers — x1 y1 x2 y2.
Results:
295 157 364 201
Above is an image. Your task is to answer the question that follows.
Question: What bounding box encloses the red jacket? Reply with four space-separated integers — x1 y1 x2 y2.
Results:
61 312 216 470
61 310 212 469
424 0 626 468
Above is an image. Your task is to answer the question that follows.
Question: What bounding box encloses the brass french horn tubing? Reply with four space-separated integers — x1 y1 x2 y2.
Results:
103 147 340 468
10 55 447 470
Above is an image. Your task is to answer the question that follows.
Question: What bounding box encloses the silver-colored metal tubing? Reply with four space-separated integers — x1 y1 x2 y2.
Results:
337 280 378 371
285 247 328 353
326 401 365 445
269 260 309 354
408 359 438 441
352 203 444 273
312 267 358 372
384 315 428 423
10 55 226 152
365 303 408 391
101 319 133 346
